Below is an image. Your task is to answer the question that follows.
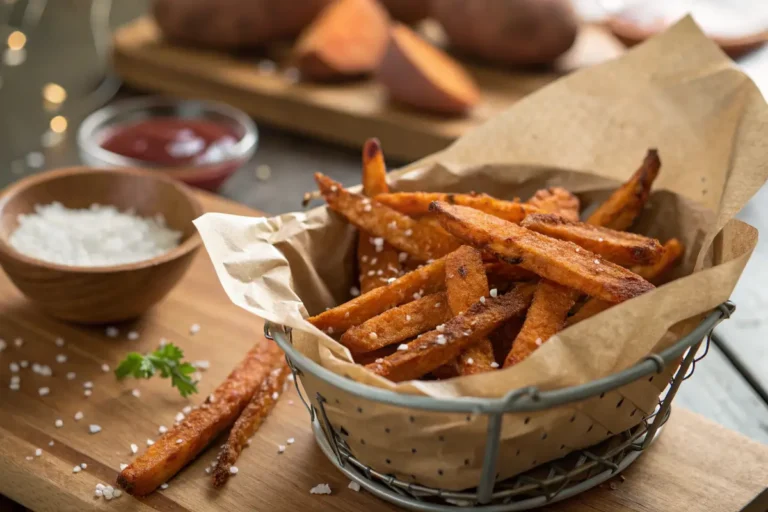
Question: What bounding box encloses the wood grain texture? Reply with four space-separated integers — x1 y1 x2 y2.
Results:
1 191 767 512
112 17 625 162
0 167 203 324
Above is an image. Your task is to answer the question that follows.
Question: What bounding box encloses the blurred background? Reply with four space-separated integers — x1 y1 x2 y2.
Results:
1 0 767 443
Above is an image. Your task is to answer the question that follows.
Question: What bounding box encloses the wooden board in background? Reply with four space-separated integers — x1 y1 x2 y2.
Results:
1 191 767 512
112 17 625 162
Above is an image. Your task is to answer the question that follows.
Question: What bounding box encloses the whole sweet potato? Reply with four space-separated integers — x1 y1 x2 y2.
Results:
152 0 332 49
378 0 431 24
432 0 578 66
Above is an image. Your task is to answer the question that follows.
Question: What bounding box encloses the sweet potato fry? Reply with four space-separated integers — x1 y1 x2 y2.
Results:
316 173 461 260
358 138 401 293
521 213 664 266
632 238 684 283
375 192 540 223
565 239 684 327
308 256 445 333
504 280 579 367
367 284 535 382
586 149 660 230
445 246 496 375
212 361 291 488
117 340 283 496
431 202 655 303
340 292 451 352
526 187 580 221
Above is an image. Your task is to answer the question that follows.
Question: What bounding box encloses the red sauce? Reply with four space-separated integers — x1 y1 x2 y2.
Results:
99 118 240 166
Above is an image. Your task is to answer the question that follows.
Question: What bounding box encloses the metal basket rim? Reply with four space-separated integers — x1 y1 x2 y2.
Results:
266 301 733 414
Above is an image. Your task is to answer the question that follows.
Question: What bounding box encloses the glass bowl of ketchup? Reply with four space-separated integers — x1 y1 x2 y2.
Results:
78 97 257 191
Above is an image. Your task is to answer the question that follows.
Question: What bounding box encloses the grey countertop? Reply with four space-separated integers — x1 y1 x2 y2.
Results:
1 0 767 445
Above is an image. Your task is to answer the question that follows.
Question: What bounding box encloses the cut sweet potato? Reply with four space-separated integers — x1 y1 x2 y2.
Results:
294 0 390 81
445 246 496 375
340 292 451 353
565 238 683 327
376 23 480 115
526 187 580 221
504 280 578 367
376 192 539 222
431 201 655 303
367 283 535 382
316 173 461 260
358 138 401 293
308 256 445 333
586 149 661 230
521 213 664 266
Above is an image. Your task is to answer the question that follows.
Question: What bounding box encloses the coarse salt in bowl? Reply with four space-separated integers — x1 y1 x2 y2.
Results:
0 167 203 324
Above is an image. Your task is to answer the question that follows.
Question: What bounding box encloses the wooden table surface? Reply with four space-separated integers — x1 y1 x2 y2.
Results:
0 0 767 453
1 191 767 512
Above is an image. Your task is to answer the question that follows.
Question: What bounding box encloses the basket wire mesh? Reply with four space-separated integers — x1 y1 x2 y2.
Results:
266 301 734 511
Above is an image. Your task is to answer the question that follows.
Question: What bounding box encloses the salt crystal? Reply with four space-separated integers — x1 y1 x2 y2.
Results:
66 372 76 380
466 358 474 365
158 425 168 434
55 419 63 428
113 489 122 498
479 296 486 304
25 456 33 461
38 387 50 396
490 362 500 369
278 444 286 454
73 466 81 473
436 324 445 332
272 392 279 400
120 463 128 470
182 406 192 415
287 437 295 445
20 360 29 368
369 332 378 340
9 362 19 372
106 326 119 338
175 412 185 422
74 411 83 421
10 203 182 267
405 315 411 322
490 288 498 298
348 481 361 492
350 286 360 297
127 331 139 341
131 389 141 398
83 381 93 389
55 337 64 347
55 354 67 363
89 424 101 434
193 360 210 370
84 390 92 397
190 324 201 335
14 338 23 348
594 259 600 265
80 463 87 469
35 448 42 457
130 443 138 454
398 252 408 263
310 483 332 495
101 363 110 372
397 344 409 351
229 466 239 475
535 337 543 346
48 441 54 446
436 335 447 345
10 375 19 384
176 439 183 444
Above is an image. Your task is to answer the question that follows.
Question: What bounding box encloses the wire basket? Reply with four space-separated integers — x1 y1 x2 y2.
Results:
266 301 734 511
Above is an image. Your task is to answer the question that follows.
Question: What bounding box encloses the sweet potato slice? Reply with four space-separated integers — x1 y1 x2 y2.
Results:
340 292 451 352
431 202 655 303
504 280 579 367
212 361 290 488
117 340 283 496
294 0 390 81
566 238 683 326
586 149 661 230
367 284 535 382
308 256 445 333
376 23 480 115
316 173 461 260
358 139 401 293
444 246 496 375
521 213 664 266
526 187 580 221
375 192 539 223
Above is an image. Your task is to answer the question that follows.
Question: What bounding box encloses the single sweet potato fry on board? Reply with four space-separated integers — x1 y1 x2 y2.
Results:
526 187 580 221
445 246 496 375
375 192 540 223
431 202 654 303
367 284 535 382
586 149 661 230
213 361 291 488
316 173 461 260
566 238 684 327
308 257 445 333
117 340 284 496
358 138 401 293
504 280 579 367
340 292 451 352
521 213 664 266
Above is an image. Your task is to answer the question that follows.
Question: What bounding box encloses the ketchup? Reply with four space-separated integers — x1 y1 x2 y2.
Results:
99 117 240 166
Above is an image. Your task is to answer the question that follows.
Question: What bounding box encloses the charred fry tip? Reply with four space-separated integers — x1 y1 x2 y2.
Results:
363 137 382 161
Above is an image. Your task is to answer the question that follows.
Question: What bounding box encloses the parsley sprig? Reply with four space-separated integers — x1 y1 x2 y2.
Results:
115 343 198 397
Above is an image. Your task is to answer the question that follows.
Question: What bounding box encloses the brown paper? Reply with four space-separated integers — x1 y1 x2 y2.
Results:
194 17 767 489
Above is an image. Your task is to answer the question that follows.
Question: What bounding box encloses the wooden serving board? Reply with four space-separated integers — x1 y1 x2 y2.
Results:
112 17 626 162
1 191 767 512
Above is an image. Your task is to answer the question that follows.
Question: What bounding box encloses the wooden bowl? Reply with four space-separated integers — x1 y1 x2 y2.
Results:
0 167 204 324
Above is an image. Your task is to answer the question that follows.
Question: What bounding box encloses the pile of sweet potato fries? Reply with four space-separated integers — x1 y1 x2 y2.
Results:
116 139 683 496
310 139 683 381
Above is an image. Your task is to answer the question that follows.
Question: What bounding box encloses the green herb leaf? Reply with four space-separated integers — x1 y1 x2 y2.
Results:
115 343 198 397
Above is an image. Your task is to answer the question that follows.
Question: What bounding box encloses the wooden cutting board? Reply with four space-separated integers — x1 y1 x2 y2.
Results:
112 17 626 162
1 191 766 512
